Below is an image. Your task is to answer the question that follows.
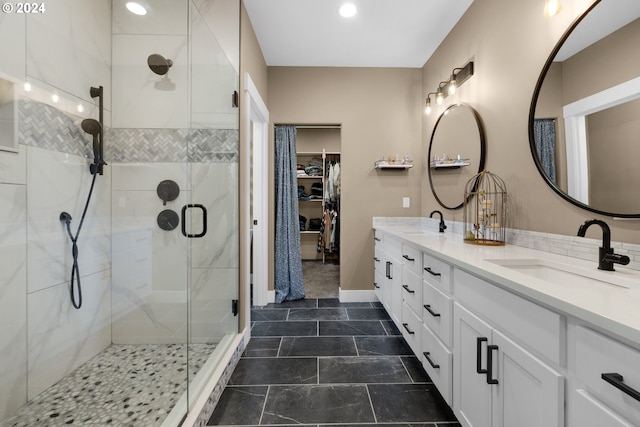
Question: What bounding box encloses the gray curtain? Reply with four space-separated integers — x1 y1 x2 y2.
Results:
533 119 557 184
274 125 305 303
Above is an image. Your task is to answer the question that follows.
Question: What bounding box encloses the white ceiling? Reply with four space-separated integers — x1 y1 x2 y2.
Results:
243 0 474 68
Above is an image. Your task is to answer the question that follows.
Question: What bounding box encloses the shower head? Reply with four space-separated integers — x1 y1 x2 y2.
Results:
81 118 102 136
147 54 173 75
80 118 106 175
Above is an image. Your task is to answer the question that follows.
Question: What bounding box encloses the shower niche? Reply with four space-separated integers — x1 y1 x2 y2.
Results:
0 76 17 152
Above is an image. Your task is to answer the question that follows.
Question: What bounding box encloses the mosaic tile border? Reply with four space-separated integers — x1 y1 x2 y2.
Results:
374 216 640 272
193 336 246 427
18 99 238 164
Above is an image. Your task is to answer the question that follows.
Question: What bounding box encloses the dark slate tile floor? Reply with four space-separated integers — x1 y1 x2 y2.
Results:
207 298 460 427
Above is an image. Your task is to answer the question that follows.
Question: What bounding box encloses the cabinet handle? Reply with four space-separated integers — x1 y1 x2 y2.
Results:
388 262 393 279
385 261 390 278
402 254 415 262
486 344 499 385
602 373 640 402
476 337 488 374
402 323 415 335
374 257 380 262
423 352 440 369
423 304 441 317
424 267 441 277
402 284 415 294
373 282 380 289
374 237 381 241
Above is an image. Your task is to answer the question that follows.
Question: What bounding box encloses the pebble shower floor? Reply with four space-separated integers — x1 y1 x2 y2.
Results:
1 343 216 427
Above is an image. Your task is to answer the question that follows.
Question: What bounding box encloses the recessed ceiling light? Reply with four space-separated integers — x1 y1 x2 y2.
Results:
126 2 147 16
339 3 357 18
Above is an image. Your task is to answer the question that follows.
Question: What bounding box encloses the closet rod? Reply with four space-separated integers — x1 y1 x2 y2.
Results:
274 124 341 129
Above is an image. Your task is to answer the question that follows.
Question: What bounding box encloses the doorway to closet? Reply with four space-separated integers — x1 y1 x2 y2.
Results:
293 125 341 299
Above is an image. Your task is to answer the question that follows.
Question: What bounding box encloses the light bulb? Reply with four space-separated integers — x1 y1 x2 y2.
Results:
126 2 147 16
448 80 456 95
544 0 561 17
436 90 443 106
425 101 432 115
339 3 357 18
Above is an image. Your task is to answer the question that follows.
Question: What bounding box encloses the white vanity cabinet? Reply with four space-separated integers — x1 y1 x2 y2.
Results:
399 244 422 354
570 326 640 426
453 269 565 427
420 251 454 405
373 232 404 322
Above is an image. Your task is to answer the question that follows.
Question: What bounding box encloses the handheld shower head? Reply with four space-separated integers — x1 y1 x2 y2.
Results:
147 53 173 75
81 118 101 135
80 118 106 175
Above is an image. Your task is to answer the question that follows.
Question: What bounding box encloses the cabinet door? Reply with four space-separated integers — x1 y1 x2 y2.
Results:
491 329 564 427
454 303 493 427
388 256 403 325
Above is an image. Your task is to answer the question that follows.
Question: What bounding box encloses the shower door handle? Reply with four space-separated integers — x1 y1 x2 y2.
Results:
181 204 208 238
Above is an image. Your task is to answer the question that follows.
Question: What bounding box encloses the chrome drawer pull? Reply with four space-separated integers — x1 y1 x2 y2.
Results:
423 304 441 317
424 267 441 276
423 352 440 369
402 284 415 294
602 373 640 402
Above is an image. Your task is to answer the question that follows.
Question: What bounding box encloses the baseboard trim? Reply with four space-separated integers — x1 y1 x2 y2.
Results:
338 287 379 303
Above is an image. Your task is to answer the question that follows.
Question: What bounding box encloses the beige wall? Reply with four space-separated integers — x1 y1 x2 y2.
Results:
247 0 640 300
422 0 640 244
239 1 267 325
268 67 423 291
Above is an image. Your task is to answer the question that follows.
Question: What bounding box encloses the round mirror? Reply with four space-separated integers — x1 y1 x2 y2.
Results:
428 103 486 210
529 0 640 217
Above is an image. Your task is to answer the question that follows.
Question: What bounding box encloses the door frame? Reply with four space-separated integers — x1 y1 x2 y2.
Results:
243 73 269 319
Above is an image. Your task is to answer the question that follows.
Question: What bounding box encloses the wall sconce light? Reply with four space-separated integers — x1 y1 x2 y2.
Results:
425 92 437 114
425 61 474 114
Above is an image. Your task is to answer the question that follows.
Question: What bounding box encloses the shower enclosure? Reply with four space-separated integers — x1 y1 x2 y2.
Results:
0 0 240 425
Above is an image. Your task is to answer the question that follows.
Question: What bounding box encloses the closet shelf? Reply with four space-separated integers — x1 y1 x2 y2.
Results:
297 175 323 179
300 230 321 234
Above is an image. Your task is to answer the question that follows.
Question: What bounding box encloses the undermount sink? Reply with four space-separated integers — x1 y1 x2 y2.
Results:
486 258 636 290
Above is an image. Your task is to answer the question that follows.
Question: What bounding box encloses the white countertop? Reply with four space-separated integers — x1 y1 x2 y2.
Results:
374 223 640 347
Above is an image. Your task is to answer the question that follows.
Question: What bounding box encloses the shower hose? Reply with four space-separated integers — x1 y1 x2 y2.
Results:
61 172 98 309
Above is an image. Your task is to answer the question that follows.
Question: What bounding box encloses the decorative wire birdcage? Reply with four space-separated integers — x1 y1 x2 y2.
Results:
463 170 507 246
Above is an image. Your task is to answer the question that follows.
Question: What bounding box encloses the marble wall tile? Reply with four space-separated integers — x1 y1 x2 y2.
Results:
112 34 189 129
190 267 238 343
0 184 27 420
27 272 111 399
111 161 189 192
190 1 239 130
0 13 26 80
190 163 238 269
26 0 111 110
26 147 111 293
0 144 26 184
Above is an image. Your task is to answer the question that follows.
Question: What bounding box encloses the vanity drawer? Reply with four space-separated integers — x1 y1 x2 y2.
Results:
422 252 452 293
573 389 635 427
401 244 422 275
421 323 452 406
422 280 453 348
401 302 421 356
374 245 384 276
575 326 640 423
384 235 403 262
401 267 422 314
454 268 564 365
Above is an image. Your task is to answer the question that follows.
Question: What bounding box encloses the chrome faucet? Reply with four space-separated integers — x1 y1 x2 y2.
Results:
429 210 447 233
577 219 630 271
